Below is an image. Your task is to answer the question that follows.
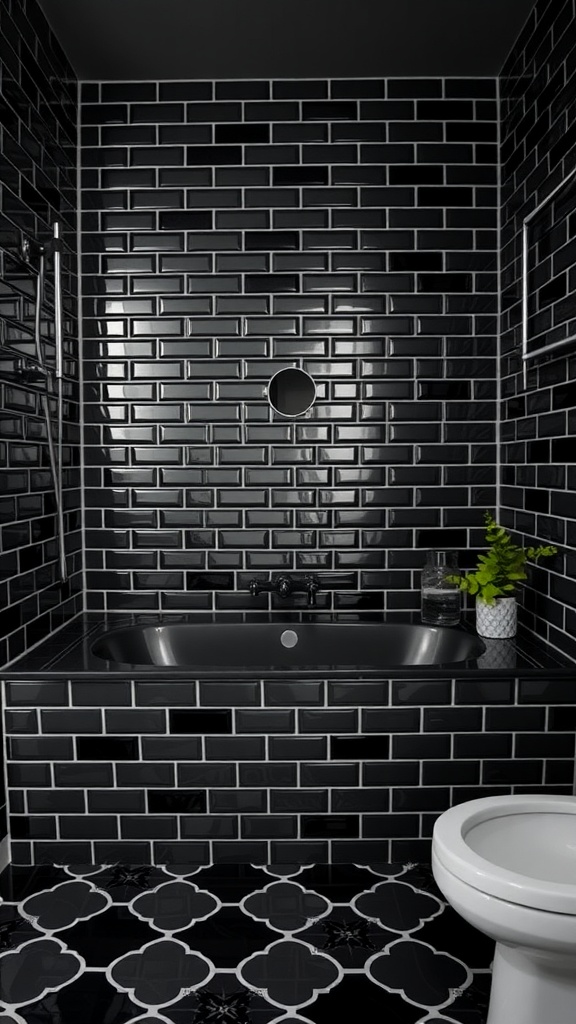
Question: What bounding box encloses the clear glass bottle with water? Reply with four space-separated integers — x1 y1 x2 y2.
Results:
420 550 461 626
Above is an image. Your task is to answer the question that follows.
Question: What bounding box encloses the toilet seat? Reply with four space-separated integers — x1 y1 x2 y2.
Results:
432 794 576 915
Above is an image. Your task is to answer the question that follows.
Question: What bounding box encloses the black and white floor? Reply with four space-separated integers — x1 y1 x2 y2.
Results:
0 862 493 1023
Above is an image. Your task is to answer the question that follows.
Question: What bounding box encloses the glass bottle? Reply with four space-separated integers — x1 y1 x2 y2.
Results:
420 550 461 627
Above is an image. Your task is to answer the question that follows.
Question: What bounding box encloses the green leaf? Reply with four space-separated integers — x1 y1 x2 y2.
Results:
459 511 558 598
476 570 494 585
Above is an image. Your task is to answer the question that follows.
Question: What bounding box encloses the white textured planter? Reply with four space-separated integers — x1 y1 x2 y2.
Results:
475 596 517 638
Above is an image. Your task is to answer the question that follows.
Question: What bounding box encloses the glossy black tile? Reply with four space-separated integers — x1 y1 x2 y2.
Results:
87 790 145 813
302 815 359 837
273 167 329 185
245 231 299 250
216 81 270 99
303 101 357 120
170 710 233 734
105 709 165 733
210 789 267 812
245 274 298 292
330 736 390 759
73 74 505 646
148 790 207 812
160 82 212 99
76 737 139 761
187 145 242 164
423 761 480 785
102 83 156 101
38 710 100 734
216 124 270 143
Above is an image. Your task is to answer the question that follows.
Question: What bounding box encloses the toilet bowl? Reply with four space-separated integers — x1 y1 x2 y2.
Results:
432 794 576 1024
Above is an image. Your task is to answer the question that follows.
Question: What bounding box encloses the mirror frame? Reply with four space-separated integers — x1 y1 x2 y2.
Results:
265 366 317 418
522 163 576 365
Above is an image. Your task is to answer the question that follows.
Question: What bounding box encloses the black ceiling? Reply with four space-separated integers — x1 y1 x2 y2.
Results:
37 0 537 80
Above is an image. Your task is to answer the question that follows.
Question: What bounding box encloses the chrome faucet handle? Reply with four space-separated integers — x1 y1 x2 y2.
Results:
248 573 320 603
275 574 294 598
304 574 320 606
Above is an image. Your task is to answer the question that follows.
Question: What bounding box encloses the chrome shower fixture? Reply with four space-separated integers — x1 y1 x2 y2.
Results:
24 220 68 583
19 229 61 271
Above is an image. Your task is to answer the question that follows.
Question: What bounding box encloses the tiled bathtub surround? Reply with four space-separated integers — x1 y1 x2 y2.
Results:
4 671 575 865
0 0 574 888
500 0 576 659
81 77 499 615
0 0 81 865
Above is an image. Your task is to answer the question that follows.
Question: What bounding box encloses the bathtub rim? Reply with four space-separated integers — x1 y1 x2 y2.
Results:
89 618 487 671
1 611 573 679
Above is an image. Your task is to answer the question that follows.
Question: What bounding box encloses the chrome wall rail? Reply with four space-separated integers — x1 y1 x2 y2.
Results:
33 245 45 365
52 221 67 582
0 227 68 582
23 222 68 583
53 221 63 383
521 163 576 380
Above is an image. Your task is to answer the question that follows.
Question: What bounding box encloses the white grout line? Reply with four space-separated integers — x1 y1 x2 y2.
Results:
495 74 502 523
77 76 88 615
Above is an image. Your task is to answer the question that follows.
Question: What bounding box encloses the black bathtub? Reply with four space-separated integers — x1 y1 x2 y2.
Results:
91 621 485 669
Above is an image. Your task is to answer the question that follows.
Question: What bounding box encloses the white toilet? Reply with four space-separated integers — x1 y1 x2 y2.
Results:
432 794 576 1024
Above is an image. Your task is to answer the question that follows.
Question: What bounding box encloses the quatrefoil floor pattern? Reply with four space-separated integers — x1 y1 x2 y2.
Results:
0 861 494 1023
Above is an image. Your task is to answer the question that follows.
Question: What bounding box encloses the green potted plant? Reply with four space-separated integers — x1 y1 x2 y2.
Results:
450 512 557 638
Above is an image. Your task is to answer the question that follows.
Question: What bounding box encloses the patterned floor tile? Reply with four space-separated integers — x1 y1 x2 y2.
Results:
0 908 38 953
13 972 144 1023
176 907 277 968
0 862 490 1024
107 938 213 1009
0 865 70 902
367 939 471 1010
238 939 342 1009
240 880 331 933
297 908 397 968
353 880 443 933
304 973 425 1024
57 906 160 967
85 865 170 902
187 863 273 900
398 864 444 898
163 973 282 1024
417 908 494 971
130 880 220 934
0 937 84 1007
19 879 111 931
284 863 395 901
438 972 491 1024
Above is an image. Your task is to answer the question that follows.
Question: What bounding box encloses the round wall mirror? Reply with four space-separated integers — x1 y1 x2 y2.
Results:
266 367 316 417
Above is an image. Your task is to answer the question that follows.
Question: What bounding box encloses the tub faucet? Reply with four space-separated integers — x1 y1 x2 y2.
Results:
248 573 320 607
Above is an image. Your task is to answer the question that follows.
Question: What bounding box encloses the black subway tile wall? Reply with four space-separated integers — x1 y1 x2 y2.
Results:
0 0 81 855
5 674 575 865
80 78 498 613
500 0 576 659
1 1 574 871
